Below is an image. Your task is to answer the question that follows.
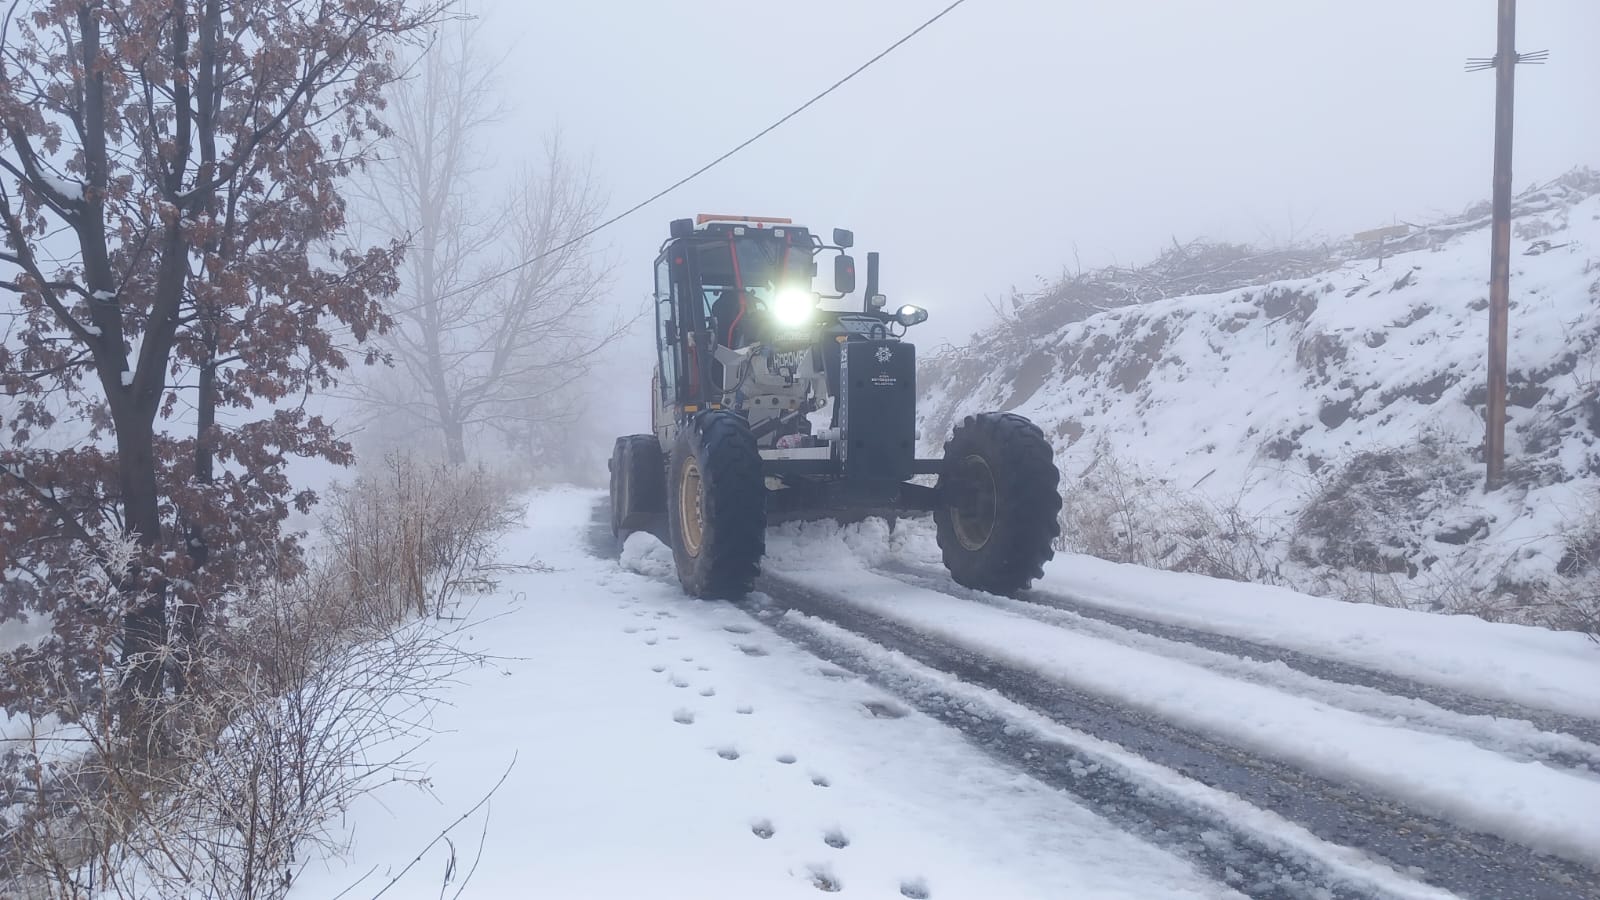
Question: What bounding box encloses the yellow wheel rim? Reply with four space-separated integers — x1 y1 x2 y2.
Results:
679 457 705 556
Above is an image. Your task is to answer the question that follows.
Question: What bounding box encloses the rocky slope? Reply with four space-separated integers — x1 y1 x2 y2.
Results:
922 170 1600 629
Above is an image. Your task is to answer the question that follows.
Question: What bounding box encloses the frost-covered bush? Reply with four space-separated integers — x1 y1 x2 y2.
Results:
1 456 519 898
4 560 483 899
1547 501 1600 641
322 452 522 622
1289 436 1482 578
1059 446 1282 584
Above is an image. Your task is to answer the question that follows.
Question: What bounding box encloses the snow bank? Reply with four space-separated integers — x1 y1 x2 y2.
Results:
767 517 1600 719
1039 554 1600 719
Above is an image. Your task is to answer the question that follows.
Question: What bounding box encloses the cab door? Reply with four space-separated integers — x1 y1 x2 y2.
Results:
652 254 679 439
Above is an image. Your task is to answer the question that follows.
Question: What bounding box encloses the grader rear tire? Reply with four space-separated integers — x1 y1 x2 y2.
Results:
609 434 665 540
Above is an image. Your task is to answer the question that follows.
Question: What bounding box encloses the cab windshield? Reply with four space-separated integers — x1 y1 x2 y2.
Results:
692 234 814 317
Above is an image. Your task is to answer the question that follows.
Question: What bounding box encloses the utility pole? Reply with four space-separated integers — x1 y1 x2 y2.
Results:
1467 0 1544 491
1483 0 1515 491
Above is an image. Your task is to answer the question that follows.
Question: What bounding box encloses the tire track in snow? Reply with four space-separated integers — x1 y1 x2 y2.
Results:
586 508 1309 897
886 561 1600 749
879 564 1600 777
731 588 1389 900
761 608 1474 900
749 571 1599 900
588 504 1589 897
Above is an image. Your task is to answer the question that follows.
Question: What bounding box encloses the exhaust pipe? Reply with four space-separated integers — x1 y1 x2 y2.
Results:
863 251 880 313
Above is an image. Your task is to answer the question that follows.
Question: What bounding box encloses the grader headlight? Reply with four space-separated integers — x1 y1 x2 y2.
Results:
771 288 818 328
895 304 929 327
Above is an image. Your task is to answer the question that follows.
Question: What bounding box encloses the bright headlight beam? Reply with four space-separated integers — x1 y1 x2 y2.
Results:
771 288 816 327
895 304 928 327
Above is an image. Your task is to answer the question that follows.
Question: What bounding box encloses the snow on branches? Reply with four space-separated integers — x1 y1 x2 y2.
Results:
0 0 447 721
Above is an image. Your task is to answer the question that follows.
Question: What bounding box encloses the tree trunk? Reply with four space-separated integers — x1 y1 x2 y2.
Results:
170 355 219 694
112 409 168 724
442 413 467 465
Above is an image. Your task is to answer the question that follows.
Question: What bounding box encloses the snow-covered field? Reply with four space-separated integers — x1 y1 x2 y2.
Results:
294 488 1600 899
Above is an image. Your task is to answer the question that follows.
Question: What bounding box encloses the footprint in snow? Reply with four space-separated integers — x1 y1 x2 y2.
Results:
672 709 695 725
723 624 753 635
863 700 909 719
680 655 694 662
810 773 830 788
808 865 842 893
737 644 768 657
751 818 775 839
623 626 639 634
670 676 690 688
644 637 659 646
775 753 796 765
650 664 666 673
822 828 849 849
900 878 930 898
816 666 852 680
717 746 740 760
666 635 680 641
699 686 716 697
736 705 755 715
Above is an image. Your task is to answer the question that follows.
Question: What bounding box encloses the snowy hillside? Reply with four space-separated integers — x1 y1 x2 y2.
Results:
922 170 1600 628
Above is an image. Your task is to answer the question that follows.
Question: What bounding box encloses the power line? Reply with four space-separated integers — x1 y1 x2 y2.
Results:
434 0 973 303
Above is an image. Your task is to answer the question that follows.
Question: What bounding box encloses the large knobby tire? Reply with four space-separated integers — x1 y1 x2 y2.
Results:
609 434 665 539
667 411 766 598
934 412 1061 595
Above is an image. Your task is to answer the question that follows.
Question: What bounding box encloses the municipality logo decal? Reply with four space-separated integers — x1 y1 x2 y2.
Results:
874 346 894 364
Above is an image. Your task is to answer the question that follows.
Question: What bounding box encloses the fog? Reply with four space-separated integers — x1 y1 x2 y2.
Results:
5 2 1598 884
442 0 1598 449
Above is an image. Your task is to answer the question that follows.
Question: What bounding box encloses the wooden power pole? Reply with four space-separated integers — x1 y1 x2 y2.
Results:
1483 0 1516 490
1468 0 1544 491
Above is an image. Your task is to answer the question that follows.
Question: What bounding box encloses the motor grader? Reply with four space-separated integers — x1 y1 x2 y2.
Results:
609 214 1061 598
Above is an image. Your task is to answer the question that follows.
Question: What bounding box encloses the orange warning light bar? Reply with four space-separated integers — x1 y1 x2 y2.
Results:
695 213 794 227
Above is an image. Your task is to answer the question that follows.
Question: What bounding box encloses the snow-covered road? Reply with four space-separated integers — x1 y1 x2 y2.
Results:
294 489 1600 900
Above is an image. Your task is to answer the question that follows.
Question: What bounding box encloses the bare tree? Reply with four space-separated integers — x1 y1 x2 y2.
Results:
361 22 620 466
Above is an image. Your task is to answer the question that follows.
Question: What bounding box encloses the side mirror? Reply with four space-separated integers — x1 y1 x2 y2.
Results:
834 254 856 294
832 228 854 249
669 218 694 239
894 304 928 327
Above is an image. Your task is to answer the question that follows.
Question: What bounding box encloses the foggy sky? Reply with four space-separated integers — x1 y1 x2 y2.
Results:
471 0 1600 432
